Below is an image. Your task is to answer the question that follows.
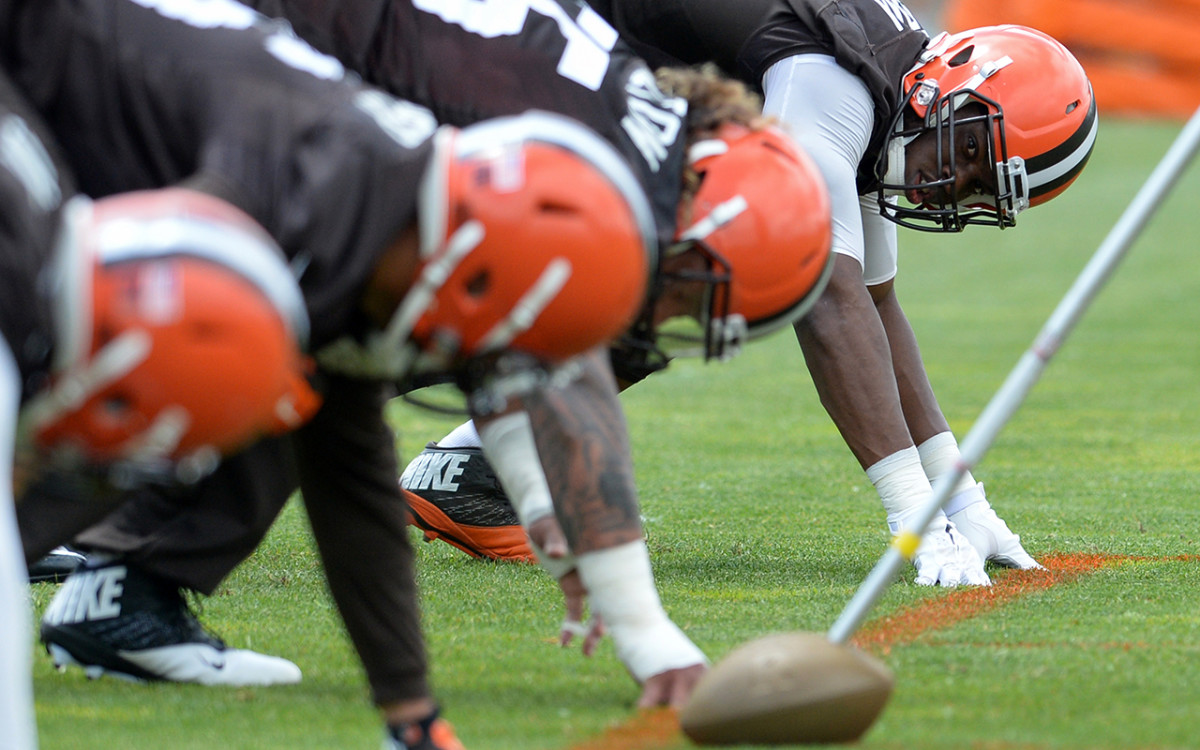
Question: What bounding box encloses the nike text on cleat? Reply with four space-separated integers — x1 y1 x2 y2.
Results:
400 444 534 562
41 556 301 686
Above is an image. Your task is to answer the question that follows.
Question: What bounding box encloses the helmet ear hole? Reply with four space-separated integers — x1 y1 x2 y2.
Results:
101 393 132 418
453 202 471 226
187 319 222 339
1066 100 1080 114
537 199 575 215
948 46 974 66
465 269 490 297
96 324 116 348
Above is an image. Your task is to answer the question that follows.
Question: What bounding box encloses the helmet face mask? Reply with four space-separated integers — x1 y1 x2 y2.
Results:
879 89 1028 231
622 123 833 367
877 25 1098 233
629 236 741 363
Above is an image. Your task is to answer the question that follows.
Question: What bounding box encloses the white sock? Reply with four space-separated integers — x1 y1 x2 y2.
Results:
865 447 937 532
917 432 978 497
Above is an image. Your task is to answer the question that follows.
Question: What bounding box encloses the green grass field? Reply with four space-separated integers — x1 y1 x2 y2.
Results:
29 117 1200 749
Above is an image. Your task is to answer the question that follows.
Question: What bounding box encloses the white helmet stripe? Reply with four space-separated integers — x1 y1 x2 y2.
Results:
93 210 310 347
1026 101 1099 193
678 195 748 243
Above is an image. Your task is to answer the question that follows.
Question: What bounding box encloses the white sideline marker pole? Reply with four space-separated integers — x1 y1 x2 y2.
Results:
828 107 1200 646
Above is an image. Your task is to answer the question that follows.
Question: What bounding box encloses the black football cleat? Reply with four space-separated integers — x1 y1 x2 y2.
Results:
400 444 534 562
384 707 465 750
41 555 301 685
27 546 86 584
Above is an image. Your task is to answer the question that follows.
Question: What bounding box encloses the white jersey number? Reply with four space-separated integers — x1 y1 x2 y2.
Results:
412 0 618 91
0 116 62 213
871 0 923 32
131 0 346 80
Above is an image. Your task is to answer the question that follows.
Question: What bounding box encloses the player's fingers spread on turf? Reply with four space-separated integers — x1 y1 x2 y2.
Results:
637 665 708 710
667 664 707 710
561 599 584 632
560 618 589 647
965 567 992 586
914 561 941 586
581 617 605 657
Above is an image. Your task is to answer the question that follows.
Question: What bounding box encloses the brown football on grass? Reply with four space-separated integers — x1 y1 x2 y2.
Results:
680 632 893 745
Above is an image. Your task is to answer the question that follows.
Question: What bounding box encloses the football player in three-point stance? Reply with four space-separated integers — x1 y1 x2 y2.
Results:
406 0 1097 589
0 71 317 750
1 0 715 745
29 0 837 713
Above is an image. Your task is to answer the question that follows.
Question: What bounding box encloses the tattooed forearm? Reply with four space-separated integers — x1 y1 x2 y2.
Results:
524 347 643 554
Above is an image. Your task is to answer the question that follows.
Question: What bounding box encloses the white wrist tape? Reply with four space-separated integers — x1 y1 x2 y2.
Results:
575 540 707 682
916 431 977 496
477 411 554 526
478 412 577 578
866 447 935 530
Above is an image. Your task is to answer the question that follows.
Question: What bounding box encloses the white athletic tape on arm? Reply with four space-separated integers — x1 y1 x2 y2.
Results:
477 411 554 526
477 411 580 577
560 619 592 638
575 540 707 682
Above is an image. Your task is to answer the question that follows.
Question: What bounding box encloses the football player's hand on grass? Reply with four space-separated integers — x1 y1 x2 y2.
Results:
637 663 708 711
913 519 991 587
527 514 605 654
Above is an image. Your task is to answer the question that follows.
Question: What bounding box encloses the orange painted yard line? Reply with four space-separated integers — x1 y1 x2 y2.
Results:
560 552 1195 750
564 709 680 750
851 552 1200 653
850 552 1113 653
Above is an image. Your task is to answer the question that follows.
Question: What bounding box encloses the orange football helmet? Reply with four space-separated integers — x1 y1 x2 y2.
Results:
25 188 320 479
637 123 833 363
879 24 1098 231
377 111 657 374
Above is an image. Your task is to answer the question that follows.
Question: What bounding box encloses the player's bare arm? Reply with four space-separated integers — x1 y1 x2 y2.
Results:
523 347 643 555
